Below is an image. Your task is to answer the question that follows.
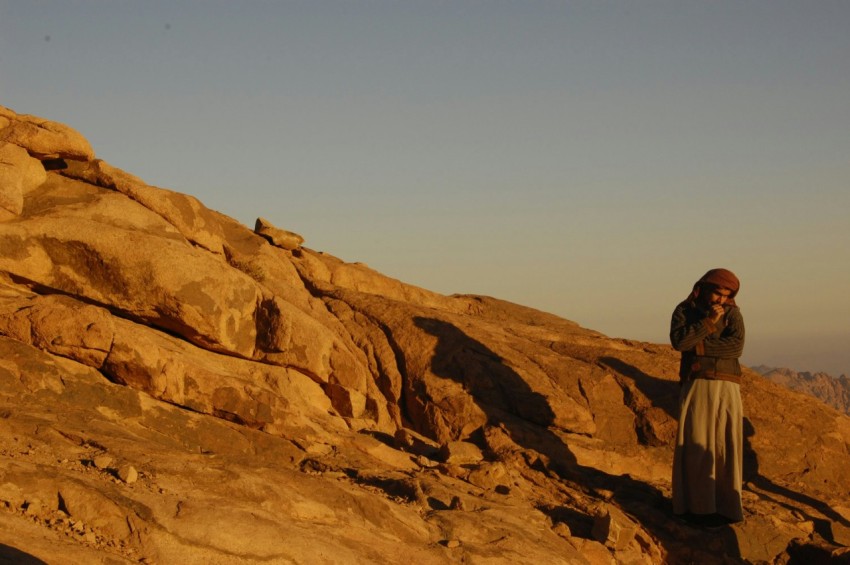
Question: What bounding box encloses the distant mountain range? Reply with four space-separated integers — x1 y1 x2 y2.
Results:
751 365 850 416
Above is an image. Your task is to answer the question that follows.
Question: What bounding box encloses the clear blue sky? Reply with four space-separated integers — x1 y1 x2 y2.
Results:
2 1 849 376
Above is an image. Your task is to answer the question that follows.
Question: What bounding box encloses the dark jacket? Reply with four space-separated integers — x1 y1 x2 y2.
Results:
670 300 745 381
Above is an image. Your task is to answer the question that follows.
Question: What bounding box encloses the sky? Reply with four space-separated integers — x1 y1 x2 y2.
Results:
2 1 849 376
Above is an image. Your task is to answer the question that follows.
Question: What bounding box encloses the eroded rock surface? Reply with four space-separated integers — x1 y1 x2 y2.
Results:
1 104 849 564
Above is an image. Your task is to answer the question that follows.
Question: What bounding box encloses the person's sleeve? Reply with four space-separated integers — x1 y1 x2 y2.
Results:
702 307 745 358
670 303 715 351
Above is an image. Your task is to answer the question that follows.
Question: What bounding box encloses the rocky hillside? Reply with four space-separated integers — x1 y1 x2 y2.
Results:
752 365 850 417
2 104 850 564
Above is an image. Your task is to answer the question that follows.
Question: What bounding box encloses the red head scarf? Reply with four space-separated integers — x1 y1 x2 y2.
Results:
687 268 740 306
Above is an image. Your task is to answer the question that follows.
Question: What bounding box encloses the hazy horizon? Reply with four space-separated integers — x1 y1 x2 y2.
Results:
2 2 848 377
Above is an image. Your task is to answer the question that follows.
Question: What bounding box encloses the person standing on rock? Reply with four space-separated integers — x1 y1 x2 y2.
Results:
670 268 745 526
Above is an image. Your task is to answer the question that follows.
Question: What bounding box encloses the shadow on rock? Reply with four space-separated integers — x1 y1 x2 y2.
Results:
413 317 676 551
0 544 48 564
744 417 850 544
413 317 571 466
597 356 681 448
599 356 680 420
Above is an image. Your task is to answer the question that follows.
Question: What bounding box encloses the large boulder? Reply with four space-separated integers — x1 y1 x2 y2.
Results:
254 216 304 251
103 317 347 437
0 106 94 161
0 210 261 357
0 290 114 367
62 159 229 255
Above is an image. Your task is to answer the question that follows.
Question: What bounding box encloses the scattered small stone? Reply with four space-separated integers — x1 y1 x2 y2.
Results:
304 443 334 456
591 504 638 551
416 454 438 468
394 429 415 450
439 441 483 465
93 454 113 470
24 499 43 517
466 462 510 490
445 539 461 549
595 488 615 501
117 465 138 484
437 463 466 479
394 428 441 458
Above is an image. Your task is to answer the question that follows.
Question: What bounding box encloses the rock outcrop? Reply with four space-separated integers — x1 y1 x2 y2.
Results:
254 216 305 251
1 104 850 564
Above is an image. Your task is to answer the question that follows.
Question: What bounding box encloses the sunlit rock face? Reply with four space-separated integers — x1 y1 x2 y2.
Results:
1 104 849 564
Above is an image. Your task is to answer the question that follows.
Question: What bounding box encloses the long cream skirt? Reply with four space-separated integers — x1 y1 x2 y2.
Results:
672 378 744 521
